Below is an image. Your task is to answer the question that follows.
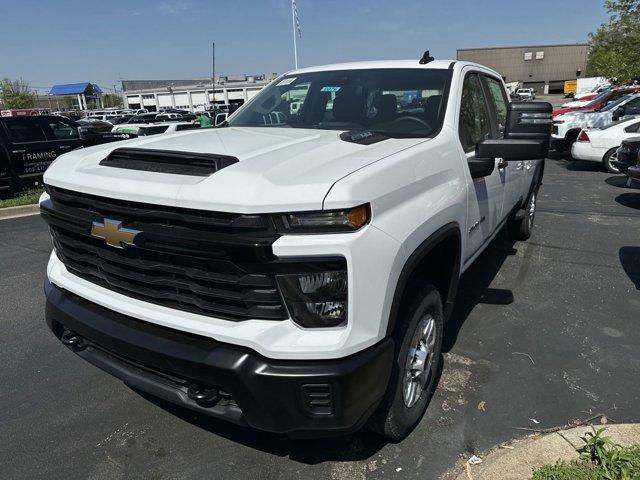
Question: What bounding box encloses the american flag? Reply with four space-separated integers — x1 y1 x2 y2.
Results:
292 0 301 37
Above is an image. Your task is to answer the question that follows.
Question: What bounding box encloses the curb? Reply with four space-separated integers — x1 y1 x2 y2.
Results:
445 423 640 480
0 204 40 220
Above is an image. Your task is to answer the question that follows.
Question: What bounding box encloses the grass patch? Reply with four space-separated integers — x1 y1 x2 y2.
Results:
532 428 640 480
0 189 43 209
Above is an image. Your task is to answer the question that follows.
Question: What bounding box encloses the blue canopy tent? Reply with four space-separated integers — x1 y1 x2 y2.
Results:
48 82 103 110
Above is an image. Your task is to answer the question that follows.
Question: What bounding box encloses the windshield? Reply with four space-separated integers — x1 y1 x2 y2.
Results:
598 94 632 112
228 68 452 138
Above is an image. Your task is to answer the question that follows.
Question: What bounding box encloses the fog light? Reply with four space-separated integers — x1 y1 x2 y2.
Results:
277 271 347 328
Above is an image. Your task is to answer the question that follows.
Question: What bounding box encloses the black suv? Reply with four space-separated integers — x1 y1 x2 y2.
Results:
0 115 132 197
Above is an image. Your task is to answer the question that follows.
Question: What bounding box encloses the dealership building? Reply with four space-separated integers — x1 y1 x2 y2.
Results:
456 43 588 93
120 74 277 112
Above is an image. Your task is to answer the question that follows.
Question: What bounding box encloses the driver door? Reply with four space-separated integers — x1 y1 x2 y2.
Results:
458 72 506 263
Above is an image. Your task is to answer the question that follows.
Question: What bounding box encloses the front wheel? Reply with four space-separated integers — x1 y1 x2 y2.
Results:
603 148 621 174
369 284 443 440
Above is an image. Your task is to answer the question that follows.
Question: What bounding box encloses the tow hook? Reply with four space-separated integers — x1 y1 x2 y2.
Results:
187 384 220 407
61 329 86 351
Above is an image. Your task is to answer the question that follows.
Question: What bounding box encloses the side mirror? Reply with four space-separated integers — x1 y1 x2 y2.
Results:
613 106 625 120
472 101 552 170
476 139 550 161
467 157 495 179
214 112 228 127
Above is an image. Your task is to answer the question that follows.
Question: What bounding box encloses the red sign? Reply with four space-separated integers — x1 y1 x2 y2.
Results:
1 109 44 117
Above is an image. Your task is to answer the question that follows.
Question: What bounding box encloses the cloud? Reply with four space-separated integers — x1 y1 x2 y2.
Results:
157 1 191 15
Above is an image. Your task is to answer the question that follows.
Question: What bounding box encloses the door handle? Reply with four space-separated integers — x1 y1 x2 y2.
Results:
12 150 25 154
497 158 508 169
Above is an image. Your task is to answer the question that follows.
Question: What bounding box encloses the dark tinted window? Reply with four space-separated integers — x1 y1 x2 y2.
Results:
483 76 508 138
624 97 640 116
3 118 47 143
43 118 80 140
624 122 640 133
459 73 492 152
139 125 169 136
175 124 200 131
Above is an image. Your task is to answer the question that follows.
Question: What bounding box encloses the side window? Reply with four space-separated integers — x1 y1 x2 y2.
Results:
3 119 47 144
43 118 80 141
483 76 509 138
459 73 492 152
624 122 640 133
624 98 640 116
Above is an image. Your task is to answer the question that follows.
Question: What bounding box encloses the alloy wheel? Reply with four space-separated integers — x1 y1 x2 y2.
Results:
403 315 436 408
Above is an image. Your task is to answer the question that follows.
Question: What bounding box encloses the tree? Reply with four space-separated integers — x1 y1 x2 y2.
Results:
103 93 123 108
587 1 640 83
0 78 35 109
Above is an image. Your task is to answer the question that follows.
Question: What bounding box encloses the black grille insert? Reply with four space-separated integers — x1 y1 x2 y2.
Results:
41 185 290 321
99 147 239 176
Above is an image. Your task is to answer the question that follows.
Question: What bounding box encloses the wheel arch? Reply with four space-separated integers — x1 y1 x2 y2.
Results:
385 222 461 337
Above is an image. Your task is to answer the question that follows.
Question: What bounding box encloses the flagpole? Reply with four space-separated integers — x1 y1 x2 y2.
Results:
291 0 298 69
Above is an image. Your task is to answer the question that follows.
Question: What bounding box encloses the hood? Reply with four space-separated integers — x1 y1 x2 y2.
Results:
44 126 426 213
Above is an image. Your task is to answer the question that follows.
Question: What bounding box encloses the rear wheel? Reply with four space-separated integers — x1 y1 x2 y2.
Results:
370 284 443 440
509 179 540 241
603 148 621 174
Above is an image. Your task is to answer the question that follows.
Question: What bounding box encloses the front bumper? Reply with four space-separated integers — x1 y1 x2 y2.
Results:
44 280 394 436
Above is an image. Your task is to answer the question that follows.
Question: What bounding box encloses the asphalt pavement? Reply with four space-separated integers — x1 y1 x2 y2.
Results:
1 157 639 480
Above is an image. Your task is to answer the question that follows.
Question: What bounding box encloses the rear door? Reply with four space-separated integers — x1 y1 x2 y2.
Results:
458 71 505 261
482 74 525 217
39 117 84 152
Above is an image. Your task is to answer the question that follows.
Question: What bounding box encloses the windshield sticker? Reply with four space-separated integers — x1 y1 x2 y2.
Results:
321 86 341 92
277 77 297 86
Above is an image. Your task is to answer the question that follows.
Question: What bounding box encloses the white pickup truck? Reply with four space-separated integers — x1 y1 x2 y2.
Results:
40 56 551 439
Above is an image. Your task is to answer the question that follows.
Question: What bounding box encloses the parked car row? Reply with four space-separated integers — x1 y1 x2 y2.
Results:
551 85 640 173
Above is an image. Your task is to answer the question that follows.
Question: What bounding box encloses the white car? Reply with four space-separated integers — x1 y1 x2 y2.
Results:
40 58 550 440
516 88 535 100
571 116 640 172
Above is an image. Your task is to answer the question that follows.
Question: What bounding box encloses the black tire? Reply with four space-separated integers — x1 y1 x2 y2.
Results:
602 148 621 174
509 180 540 241
370 284 443 440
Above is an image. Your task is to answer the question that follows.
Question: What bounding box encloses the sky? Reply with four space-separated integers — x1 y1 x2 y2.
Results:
0 0 610 94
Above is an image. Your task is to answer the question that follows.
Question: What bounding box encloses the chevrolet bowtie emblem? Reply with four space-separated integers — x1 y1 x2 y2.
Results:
90 218 141 249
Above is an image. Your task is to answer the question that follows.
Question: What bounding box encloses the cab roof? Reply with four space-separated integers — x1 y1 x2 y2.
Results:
289 59 495 74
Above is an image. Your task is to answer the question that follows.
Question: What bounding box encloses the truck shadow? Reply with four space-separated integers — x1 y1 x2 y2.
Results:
619 247 640 290
135 389 390 463
443 230 517 352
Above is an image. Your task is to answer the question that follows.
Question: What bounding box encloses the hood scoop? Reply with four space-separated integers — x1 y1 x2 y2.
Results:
99 148 239 176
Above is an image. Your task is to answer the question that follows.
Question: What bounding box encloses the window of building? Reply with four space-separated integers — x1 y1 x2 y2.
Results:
536 51 544 60
524 52 533 61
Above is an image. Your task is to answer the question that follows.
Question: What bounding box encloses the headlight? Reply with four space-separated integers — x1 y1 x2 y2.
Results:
273 204 370 234
277 270 347 328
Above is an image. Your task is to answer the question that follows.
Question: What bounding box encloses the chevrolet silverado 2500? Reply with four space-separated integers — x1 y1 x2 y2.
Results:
40 57 552 439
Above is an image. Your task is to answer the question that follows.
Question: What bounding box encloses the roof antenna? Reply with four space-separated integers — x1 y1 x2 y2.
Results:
419 50 435 65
